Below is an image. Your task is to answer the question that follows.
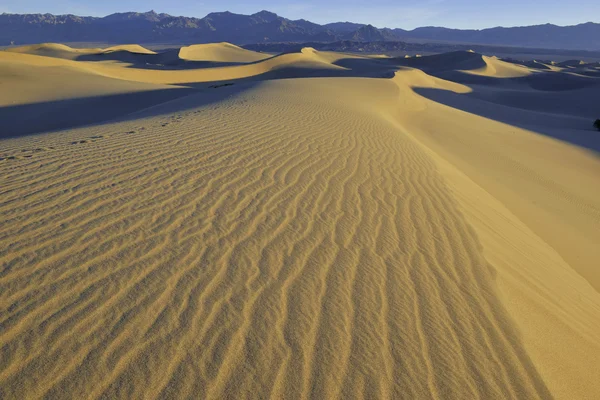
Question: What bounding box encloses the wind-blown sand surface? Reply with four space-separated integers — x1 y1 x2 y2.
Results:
1 43 600 399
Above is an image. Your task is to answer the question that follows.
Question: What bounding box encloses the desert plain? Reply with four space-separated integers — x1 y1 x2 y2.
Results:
1 42 600 399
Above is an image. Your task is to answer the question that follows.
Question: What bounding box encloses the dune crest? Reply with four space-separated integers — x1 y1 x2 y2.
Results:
6 43 79 53
178 42 269 63
463 55 532 77
102 44 156 54
5 43 156 57
4 43 103 59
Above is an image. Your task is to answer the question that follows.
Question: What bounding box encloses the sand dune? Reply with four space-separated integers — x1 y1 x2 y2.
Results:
178 43 270 63
4 43 155 59
461 55 532 78
5 42 266 67
0 46 348 86
1 45 599 399
4 43 103 59
102 44 156 54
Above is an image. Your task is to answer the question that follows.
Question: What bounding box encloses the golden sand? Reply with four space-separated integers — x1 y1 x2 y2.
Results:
178 43 270 63
1 45 599 399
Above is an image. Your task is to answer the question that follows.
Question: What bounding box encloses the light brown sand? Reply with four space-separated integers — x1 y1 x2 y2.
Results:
178 43 270 63
4 43 155 59
1 46 599 399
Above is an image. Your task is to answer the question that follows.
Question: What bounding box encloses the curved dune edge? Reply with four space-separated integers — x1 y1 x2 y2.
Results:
0 48 346 85
4 43 156 57
1 46 600 399
178 42 270 63
461 55 533 77
102 44 156 54
385 70 600 399
412 142 600 400
4 43 101 54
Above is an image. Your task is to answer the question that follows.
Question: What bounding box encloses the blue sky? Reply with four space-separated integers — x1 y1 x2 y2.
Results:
0 0 598 30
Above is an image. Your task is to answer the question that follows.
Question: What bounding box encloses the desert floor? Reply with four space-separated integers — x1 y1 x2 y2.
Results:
1 43 600 399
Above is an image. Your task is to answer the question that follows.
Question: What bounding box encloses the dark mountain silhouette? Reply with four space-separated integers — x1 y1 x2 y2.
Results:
343 24 398 42
1 10 598 50
323 22 366 33
102 10 169 22
393 22 600 50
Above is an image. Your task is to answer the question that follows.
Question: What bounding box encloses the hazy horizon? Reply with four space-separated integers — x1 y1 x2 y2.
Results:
0 0 598 30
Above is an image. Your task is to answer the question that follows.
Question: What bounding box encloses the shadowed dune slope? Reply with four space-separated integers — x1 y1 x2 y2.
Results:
395 51 490 72
0 53 196 137
102 44 156 54
1 45 600 400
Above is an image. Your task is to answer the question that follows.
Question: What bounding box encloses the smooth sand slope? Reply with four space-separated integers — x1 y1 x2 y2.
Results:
1 46 600 399
4 43 156 59
178 43 271 63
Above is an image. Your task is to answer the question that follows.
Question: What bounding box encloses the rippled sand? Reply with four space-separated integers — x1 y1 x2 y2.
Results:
1 44 600 399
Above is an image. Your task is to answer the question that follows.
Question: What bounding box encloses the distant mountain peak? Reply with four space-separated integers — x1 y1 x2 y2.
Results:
345 24 398 42
206 11 236 17
361 24 379 31
253 10 279 19
102 10 166 22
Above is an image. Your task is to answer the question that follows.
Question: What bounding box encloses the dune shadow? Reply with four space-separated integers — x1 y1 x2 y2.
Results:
332 57 398 78
398 63 600 90
130 60 253 70
0 88 200 139
413 86 600 152
383 51 600 91
390 51 489 72
74 48 282 71
574 69 600 78
75 50 257 70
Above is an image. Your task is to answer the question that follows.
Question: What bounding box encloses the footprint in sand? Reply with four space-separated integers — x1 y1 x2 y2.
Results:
1 147 54 161
24 147 50 153
0 155 30 161
70 136 106 145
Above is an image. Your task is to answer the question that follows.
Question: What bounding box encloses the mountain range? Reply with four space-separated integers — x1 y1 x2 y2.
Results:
1 10 599 50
